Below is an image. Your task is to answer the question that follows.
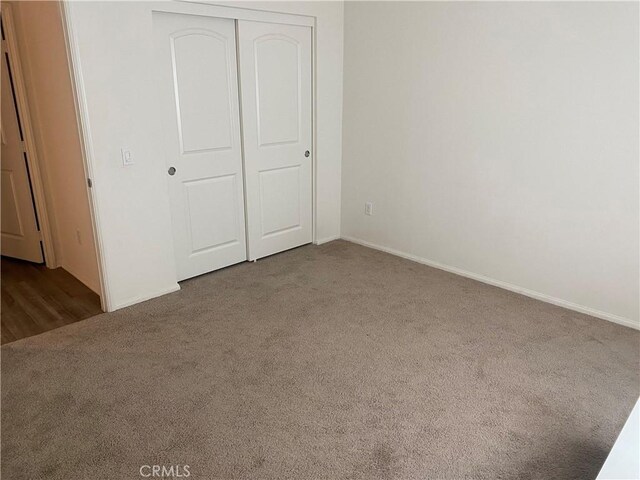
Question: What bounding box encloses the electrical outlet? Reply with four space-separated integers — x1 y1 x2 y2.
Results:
76 230 82 245
365 202 373 216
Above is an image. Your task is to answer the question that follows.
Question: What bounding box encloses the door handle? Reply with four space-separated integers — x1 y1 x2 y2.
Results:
304 150 310 158
168 167 176 176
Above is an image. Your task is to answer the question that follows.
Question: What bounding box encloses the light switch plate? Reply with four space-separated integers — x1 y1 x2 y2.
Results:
365 202 373 216
121 148 133 166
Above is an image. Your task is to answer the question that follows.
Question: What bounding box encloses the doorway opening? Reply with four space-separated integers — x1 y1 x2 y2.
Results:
1 2 102 344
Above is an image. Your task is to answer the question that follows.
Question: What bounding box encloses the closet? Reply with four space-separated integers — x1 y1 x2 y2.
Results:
153 12 312 281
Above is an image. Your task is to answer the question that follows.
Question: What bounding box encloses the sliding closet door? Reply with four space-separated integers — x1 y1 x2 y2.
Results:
154 13 247 281
237 21 312 260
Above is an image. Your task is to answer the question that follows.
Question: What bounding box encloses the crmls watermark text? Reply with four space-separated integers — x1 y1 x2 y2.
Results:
139 465 191 477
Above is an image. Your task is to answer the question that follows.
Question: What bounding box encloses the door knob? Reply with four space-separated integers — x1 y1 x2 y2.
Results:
304 150 310 158
168 167 176 176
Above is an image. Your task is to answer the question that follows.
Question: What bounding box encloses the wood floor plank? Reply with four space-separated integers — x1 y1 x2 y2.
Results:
4 284 63 333
1 302 43 340
1 327 15 344
1 256 102 344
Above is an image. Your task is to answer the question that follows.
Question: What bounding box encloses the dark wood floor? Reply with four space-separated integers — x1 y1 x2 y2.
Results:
1 256 102 344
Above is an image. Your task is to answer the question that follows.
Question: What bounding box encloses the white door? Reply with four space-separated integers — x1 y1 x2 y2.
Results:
1 44 43 263
154 13 247 281
237 21 312 260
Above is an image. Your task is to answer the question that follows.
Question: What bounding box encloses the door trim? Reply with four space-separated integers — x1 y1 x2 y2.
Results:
159 2 314 27
0 4 55 268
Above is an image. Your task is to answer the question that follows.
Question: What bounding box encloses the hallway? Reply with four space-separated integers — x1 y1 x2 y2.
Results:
1 256 101 344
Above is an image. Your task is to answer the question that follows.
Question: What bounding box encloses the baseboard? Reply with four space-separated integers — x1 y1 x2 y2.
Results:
315 235 341 245
112 284 181 312
341 235 639 331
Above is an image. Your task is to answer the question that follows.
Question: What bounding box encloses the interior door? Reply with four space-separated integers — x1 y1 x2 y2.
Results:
154 13 247 281
237 21 312 260
1 44 43 263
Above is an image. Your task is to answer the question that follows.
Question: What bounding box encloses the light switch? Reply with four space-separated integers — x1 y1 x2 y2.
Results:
365 202 373 216
121 148 133 166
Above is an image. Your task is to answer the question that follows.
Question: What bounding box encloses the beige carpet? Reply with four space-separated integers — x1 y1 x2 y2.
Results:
2 240 638 479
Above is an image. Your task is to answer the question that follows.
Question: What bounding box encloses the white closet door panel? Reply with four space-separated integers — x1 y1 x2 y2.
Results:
259 165 301 237
255 37 299 146
154 12 246 281
238 21 312 260
173 33 232 153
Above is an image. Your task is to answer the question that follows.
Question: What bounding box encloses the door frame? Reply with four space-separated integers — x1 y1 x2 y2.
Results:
1 3 56 268
60 0 317 311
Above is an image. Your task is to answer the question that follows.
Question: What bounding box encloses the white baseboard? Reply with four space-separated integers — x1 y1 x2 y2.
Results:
341 235 639 331
315 234 341 245
111 284 181 312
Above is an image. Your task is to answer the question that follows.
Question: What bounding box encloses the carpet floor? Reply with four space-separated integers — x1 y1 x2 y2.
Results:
1 240 638 479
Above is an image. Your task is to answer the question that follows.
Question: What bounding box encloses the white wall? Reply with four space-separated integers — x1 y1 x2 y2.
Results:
11 1 101 293
65 1 343 310
341 2 639 327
